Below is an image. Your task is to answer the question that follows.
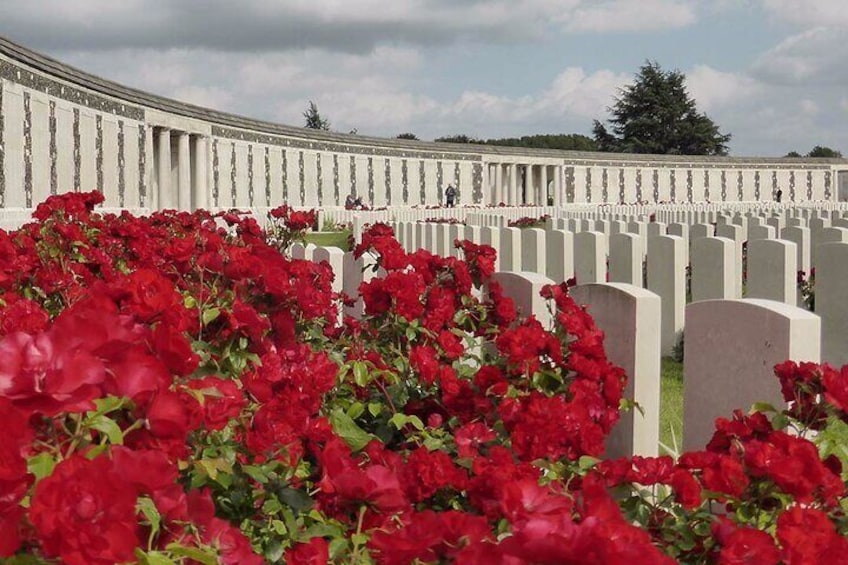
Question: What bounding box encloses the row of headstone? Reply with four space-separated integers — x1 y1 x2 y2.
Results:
491 273 820 459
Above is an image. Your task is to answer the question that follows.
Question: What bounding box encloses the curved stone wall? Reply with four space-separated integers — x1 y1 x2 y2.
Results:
0 34 846 225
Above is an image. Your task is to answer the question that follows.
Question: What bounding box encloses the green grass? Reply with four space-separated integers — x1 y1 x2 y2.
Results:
660 357 684 456
304 230 351 251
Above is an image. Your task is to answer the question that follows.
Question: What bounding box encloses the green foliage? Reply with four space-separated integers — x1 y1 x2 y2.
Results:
786 145 843 158
434 133 596 151
396 132 419 140
485 133 597 151
434 134 483 144
593 60 731 156
303 100 330 131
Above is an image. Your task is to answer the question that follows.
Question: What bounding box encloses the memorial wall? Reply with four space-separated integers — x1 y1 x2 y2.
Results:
1 35 846 226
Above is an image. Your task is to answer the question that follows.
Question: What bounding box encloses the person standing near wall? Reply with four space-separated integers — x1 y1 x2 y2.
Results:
445 184 457 207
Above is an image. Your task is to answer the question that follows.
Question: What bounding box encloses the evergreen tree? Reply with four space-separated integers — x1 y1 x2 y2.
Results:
303 101 330 131
593 61 731 156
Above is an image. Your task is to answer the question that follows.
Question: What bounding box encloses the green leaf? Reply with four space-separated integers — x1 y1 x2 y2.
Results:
202 307 221 325
87 414 124 445
751 402 777 414
329 408 376 451
578 455 600 472
278 487 314 514
165 544 219 565
347 402 365 420
92 395 127 415
367 402 383 417
242 465 269 484
389 413 424 431
27 452 56 481
352 361 370 387
137 497 161 549
328 538 350 559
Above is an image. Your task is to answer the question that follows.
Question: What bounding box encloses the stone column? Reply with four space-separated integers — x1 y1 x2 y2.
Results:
494 164 503 205
509 164 518 205
540 165 548 206
554 165 563 206
525 165 534 205
178 132 191 211
156 128 173 210
193 136 209 211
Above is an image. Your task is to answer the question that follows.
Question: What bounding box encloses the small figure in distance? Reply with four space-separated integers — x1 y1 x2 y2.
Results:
445 184 457 208
344 193 356 210
775 188 783 203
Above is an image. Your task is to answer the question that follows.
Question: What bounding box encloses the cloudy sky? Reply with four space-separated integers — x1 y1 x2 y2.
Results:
1 0 846 156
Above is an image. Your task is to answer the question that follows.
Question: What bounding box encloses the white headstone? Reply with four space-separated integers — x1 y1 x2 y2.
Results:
574 231 607 285
546 229 575 284
609 233 643 286
746 239 797 304
691 237 737 301
817 242 848 366
684 299 820 451
647 235 686 356
571 283 660 458
521 228 546 274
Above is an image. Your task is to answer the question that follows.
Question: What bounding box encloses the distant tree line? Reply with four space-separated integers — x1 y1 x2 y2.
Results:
429 133 597 151
785 146 843 158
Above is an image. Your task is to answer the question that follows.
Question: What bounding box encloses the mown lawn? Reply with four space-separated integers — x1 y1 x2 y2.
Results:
304 230 351 251
660 357 684 456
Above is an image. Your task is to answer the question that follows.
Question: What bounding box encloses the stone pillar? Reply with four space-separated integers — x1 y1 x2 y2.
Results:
156 128 173 210
684 299 820 451
647 235 686 356
571 283 661 458
574 231 607 284
509 164 518 205
554 165 563 206
494 164 503 205
609 233 643 286
818 242 848 366
525 165 534 205
746 239 797 304
192 136 209 211
691 237 737 301
177 132 191 211
540 165 548 206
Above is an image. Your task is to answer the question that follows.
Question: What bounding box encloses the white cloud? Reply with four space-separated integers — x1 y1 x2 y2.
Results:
760 0 848 27
686 65 763 111
751 26 848 85
565 0 697 32
0 0 701 54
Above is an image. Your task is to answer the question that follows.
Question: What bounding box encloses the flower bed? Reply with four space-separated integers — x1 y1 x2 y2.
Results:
0 192 845 564
507 215 550 228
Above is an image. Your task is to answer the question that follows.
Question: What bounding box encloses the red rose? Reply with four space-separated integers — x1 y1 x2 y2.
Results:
286 537 329 565
30 455 139 565
0 331 105 416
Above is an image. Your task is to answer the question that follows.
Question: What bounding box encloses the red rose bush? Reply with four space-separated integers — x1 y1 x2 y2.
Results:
0 192 844 564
